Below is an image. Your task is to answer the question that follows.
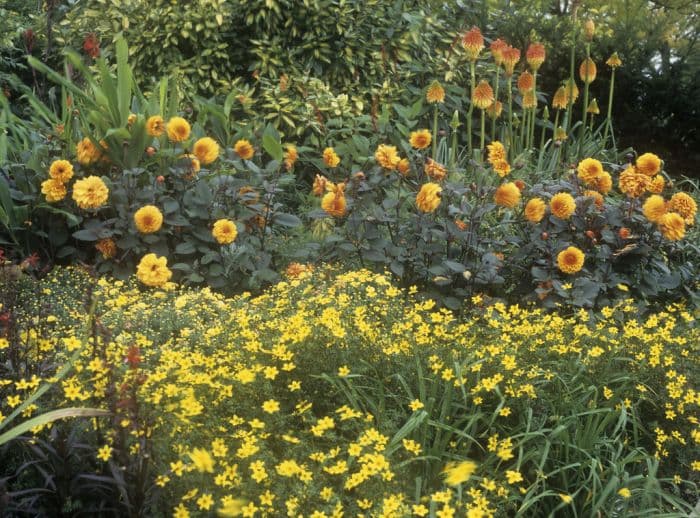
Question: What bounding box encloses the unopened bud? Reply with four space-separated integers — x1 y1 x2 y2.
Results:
146 146 156 157
584 19 595 41
541 232 548 240
156 175 165 183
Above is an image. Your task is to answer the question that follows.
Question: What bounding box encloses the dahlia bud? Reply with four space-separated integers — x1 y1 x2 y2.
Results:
585 230 595 239
619 227 631 239
146 146 156 157
156 175 165 183
584 19 595 41
541 232 549 240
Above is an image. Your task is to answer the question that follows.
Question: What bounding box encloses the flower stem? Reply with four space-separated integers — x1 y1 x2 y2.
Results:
579 42 591 158
467 61 475 157
432 105 438 161
507 79 513 157
480 109 485 153
603 68 615 145
491 66 500 141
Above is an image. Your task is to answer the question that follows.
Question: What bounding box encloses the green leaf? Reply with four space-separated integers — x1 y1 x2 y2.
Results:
273 213 301 227
0 408 110 446
262 124 284 161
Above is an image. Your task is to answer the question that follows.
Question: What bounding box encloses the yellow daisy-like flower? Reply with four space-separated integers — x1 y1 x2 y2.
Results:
49 160 74 183
487 141 506 164
96 445 112 461
212 219 238 245
642 195 667 223
146 115 165 137
416 183 442 213
424 158 446 181
667 192 697 224
426 80 445 104
323 147 340 168
409 129 432 150
494 182 521 208
75 137 102 166
134 205 164 234
524 198 546 223
166 116 191 142
442 460 477 486
472 80 494 110
41 178 67 203
321 183 347 217
493 159 511 177
72 176 109 209
374 144 401 169
550 192 576 219
136 253 172 287
234 139 255 160
636 153 661 177
189 448 215 473
557 246 585 274
577 157 604 185
193 137 219 165
397 158 410 176
657 212 685 241
618 488 631 499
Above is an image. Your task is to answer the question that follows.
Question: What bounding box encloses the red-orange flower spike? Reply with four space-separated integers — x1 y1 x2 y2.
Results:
502 45 521 76
517 71 534 93
462 26 484 61
490 38 508 66
526 42 546 71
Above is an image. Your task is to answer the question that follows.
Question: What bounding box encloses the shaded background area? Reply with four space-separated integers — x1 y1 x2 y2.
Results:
1 0 698 177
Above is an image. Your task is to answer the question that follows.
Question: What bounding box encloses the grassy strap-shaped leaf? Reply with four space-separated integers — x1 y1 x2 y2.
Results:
0 408 111 446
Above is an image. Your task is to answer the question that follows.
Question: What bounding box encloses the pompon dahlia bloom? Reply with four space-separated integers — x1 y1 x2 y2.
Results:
524 198 546 223
462 27 484 60
397 158 410 176
486 100 503 119
234 139 255 160
668 192 697 224
517 71 534 93
493 159 511 177
49 160 74 183
494 182 521 208
72 176 109 209
409 129 432 150
557 246 585 274
426 80 445 104
136 253 172 287
577 158 604 185
619 166 650 198
323 147 340 168
212 219 238 244
522 90 537 110
76 137 102 165
591 171 613 194
95 238 117 259
312 174 333 196
146 115 165 137
647 175 665 194
502 45 521 76
606 52 622 68
321 183 347 217
472 80 494 110
134 205 163 234
550 192 576 219
424 158 447 181
552 86 569 109
284 144 298 170
584 190 604 209
181 154 201 175
658 212 685 241
487 141 506 164
166 116 191 142
526 42 546 70
41 178 67 203
374 144 401 169
642 195 667 223
579 58 597 83
636 153 662 176
490 38 508 65
193 137 220 165
416 183 442 213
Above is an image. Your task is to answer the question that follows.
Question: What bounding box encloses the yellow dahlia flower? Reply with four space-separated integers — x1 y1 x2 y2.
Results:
550 192 576 219
49 160 74 183
146 115 165 137
416 183 442 213
647 175 665 194
374 144 401 170
424 159 446 181
72 176 109 209
557 246 585 274
397 158 410 176
494 182 521 208
136 253 172 287
212 219 238 244
524 198 546 223
668 192 697 224
584 190 604 209
323 147 340 168
487 141 506 164
234 139 255 160
493 159 511 177
41 178 67 203
642 195 667 223
166 116 191 142
134 205 164 234
577 158 603 185
657 212 685 241
619 167 649 198
75 137 102 166
321 183 347 217
95 238 117 259
409 129 431 150
591 171 612 194
635 153 661 176
193 137 220 165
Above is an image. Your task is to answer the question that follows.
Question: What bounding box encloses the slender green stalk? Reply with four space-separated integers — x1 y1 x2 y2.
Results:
540 107 550 152
579 42 591 157
519 104 528 151
480 109 486 153
507 78 513 156
589 113 595 132
491 66 500 141
529 71 538 150
467 61 476 156
603 68 616 145
565 17 578 147
553 110 560 142
449 110 459 172
432 105 438 160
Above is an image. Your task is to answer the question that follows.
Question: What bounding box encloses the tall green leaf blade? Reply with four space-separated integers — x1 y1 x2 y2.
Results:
0 408 111 446
116 37 132 125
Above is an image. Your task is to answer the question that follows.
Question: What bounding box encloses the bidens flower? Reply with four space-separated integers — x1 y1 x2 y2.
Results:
166 117 191 142
557 246 585 274
189 448 215 473
212 219 238 244
416 183 442 213
136 253 172 287
72 176 109 209
193 137 220 165
234 139 255 160
442 460 477 486
134 205 163 234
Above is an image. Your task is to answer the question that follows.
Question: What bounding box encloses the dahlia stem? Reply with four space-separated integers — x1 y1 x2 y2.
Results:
480 109 486 153
432 104 439 160
491 66 500 141
467 61 476 156
603 67 616 146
